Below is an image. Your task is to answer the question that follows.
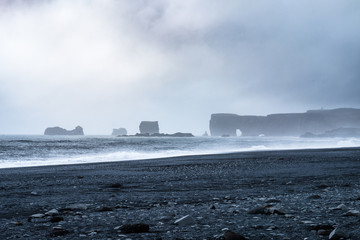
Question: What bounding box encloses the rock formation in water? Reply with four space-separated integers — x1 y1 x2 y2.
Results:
112 128 127 136
44 126 84 136
139 121 159 135
210 108 360 137
134 132 194 137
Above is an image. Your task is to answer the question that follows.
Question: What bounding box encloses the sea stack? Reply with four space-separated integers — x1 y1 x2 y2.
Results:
139 121 159 135
44 126 84 136
112 128 127 136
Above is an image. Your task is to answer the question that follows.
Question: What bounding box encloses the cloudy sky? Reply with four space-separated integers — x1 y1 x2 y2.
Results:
0 0 359 135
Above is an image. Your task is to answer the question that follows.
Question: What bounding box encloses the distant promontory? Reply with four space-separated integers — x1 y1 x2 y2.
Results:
44 126 84 136
210 108 360 137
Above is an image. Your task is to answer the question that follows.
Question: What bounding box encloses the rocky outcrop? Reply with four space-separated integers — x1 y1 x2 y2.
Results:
111 128 127 136
134 132 194 137
139 121 159 134
210 108 360 137
44 126 84 136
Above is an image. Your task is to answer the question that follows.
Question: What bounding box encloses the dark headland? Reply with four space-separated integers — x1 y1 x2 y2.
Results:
1 148 360 239
210 108 360 137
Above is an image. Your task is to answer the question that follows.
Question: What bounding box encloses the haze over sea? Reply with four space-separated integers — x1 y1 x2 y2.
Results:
1 135 359 169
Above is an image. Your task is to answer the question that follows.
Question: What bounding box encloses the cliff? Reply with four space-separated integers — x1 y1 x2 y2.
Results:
210 108 360 137
44 126 84 136
139 121 159 134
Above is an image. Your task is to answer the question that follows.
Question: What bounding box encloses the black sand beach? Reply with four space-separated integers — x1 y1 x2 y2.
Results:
1 148 360 239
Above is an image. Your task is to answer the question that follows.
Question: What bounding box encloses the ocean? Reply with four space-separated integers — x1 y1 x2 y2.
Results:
0 135 359 169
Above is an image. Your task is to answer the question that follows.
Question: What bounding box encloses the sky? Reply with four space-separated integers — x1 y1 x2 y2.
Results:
0 0 359 135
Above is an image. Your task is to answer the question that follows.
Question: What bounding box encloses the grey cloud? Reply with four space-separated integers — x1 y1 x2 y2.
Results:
0 0 359 134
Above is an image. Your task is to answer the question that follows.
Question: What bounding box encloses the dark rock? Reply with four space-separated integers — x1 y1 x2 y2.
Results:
247 205 269 214
120 223 150 233
329 228 350 240
309 224 334 231
308 195 322 199
224 230 247 240
316 184 329 189
265 199 281 203
344 210 360 216
97 206 113 212
247 204 284 215
103 183 122 189
50 227 69 237
210 205 216 210
317 229 333 236
44 126 84 135
50 216 64 223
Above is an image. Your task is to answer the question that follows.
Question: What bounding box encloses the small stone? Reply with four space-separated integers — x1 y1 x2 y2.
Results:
309 224 334 231
248 205 268 214
120 223 150 233
50 216 64 223
45 209 59 216
331 204 348 211
247 204 284 215
174 215 195 226
97 206 113 212
317 229 332 236
308 195 322 199
30 191 39 196
224 230 247 240
210 205 216 210
344 209 360 216
50 227 69 237
12 221 23 226
31 213 45 218
329 228 349 240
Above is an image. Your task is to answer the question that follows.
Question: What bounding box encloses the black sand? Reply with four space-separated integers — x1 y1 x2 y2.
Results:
1 148 360 239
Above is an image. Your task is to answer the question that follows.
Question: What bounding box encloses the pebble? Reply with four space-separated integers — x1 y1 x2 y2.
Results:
174 215 196 226
344 209 360 216
50 227 69 237
329 228 350 240
45 209 59 216
224 230 247 240
331 204 348 211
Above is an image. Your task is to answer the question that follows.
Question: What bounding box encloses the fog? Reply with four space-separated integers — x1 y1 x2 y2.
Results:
0 0 359 135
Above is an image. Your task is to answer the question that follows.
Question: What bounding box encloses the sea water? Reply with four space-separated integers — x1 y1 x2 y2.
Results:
0 135 359 169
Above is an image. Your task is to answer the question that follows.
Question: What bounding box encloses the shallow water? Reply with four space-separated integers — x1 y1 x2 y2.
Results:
0 135 359 168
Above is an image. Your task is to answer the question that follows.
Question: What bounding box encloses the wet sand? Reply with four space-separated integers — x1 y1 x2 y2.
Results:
1 148 360 239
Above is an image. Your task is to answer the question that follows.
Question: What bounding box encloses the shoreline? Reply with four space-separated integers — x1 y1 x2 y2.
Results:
1 145 360 170
1 147 360 239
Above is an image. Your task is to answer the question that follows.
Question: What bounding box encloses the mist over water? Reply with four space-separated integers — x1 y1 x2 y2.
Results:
1 135 359 169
